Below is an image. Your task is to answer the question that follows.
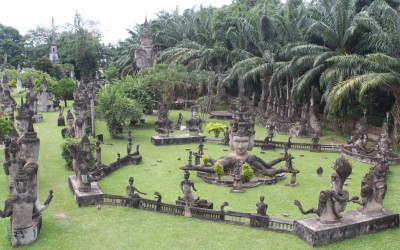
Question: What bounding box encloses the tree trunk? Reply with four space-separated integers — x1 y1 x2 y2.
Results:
391 95 400 144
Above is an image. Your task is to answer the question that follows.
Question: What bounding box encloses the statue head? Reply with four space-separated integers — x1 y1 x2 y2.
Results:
158 105 168 119
260 195 265 202
15 163 28 194
184 170 190 180
129 177 134 185
190 105 198 118
331 155 352 191
230 135 254 156
16 105 30 133
19 119 40 162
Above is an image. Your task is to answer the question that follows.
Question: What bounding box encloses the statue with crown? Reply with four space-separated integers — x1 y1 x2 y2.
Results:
181 81 295 188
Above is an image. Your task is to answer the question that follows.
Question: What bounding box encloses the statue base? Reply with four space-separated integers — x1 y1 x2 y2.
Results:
68 176 104 207
11 215 42 247
250 214 269 228
294 209 399 247
151 134 206 146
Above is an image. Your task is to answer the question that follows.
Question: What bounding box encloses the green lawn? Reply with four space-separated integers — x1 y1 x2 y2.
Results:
0 91 399 249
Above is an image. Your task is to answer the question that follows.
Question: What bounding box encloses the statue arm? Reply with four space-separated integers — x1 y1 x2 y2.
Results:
3 162 9 175
192 182 197 192
0 198 15 218
35 190 53 212
134 187 146 195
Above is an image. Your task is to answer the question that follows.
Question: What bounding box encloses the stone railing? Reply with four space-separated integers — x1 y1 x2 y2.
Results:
103 194 124 206
190 207 222 221
224 211 251 225
253 140 342 153
268 217 294 232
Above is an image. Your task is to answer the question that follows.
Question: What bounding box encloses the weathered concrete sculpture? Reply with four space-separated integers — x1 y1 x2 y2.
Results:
0 163 53 247
294 155 352 224
16 102 31 135
174 112 183 130
124 177 146 208
350 159 388 214
133 18 157 72
73 99 90 138
127 130 133 155
310 133 321 152
3 139 20 195
36 77 59 112
58 108 65 126
262 124 275 150
186 105 202 136
69 135 92 192
180 170 197 217
223 126 230 145
181 82 291 186
61 109 75 138
375 122 393 158
154 105 173 137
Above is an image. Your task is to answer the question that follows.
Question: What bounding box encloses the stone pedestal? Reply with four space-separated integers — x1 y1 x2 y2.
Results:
151 134 206 146
68 176 104 207
294 209 399 247
250 214 269 228
12 215 42 247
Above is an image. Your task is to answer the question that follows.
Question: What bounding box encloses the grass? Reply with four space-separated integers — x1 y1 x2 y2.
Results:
0 91 399 249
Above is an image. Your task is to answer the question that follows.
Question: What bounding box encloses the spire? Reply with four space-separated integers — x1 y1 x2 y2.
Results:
140 17 153 47
51 17 56 45
49 18 60 63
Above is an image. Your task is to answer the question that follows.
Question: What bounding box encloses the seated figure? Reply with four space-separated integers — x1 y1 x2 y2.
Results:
294 156 352 224
154 105 173 137
186 105 202 136
61 110 75 139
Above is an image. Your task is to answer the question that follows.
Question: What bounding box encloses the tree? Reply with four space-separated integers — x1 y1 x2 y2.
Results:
33 57 54 75
52 76 75 100
0 24 25 67
96 85 143 138
0 117 12 139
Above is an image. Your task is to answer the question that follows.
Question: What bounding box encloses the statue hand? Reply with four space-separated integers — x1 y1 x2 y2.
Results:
44 190 54 206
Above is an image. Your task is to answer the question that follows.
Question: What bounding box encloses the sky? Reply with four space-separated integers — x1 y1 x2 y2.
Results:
1 0 232 45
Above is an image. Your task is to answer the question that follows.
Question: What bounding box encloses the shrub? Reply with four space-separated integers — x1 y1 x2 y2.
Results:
214 162 224 180
0 118 12 139
52 76 75 100
202 155 210 165
206 122 226 138
241 162 253 182
8 79 16 88
61 137 96 170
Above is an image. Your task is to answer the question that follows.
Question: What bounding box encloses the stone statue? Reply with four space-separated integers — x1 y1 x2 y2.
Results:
3 139 20 195
95 140 101 167
61 110 75 139
58 108 65 126
174 112 183 130
349 116 368 153
186 105 202 136
198 141 204 155
310 133 320 152
0 163 53 247
263 124 275 144
223 126 230 145
375 122 393 158
127 130 133 155
126 177 146 199
256 195 268 216
154 105 173 137
36 77 59 112
133 18 157 72
180 170 197 207
351 159 388 214
16 103 30 135
294 156 352 224
73 100 89 138
68 135 93 192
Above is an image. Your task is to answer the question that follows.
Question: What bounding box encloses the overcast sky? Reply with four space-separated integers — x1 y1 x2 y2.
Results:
1 0 232 45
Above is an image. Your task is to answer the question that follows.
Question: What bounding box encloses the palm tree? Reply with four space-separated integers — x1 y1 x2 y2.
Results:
327 0 400 139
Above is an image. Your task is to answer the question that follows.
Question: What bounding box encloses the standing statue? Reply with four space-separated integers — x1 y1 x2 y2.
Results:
127 130 133 155
186 105 202 136
61 110 75 138
223 126 230 145
95 139 102 167
375 122 393 158
350 159 388 214
0 163 53 247
68 135 93 192
294 156 352 224
154 105 173 137
58 108 65 126
3 139 20 195
174 112 183 130
180 170 197 207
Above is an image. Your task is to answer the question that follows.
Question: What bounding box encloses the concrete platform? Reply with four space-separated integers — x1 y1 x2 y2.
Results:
151 134 206 146
68 176 104 207
294 209 399 246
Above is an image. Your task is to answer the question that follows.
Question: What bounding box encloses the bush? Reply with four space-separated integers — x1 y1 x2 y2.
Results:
241 162 253 182
52 76 75 100
0 118 12 139
202 155 210 165
206 122 226 138
8 79 16 88
61 137 96 170
214 162 224 180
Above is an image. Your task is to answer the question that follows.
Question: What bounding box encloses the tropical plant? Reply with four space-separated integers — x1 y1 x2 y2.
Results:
206 122 226 138
96 84 143 138
214 161 224 180
241 162 253 182
202 155 210 165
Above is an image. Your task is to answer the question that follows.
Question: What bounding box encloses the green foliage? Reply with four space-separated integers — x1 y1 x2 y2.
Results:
34 57 55 76
60 137 96 170
114 75 157 112
214 161 224 180
202 154 210 165
33 73 56 91
105 65 120 84
206 122 226 138
8 79 16 88
0 23 24 67
241 162 253 182
0 118 12 139
52 76 75 100
96 85 143 138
